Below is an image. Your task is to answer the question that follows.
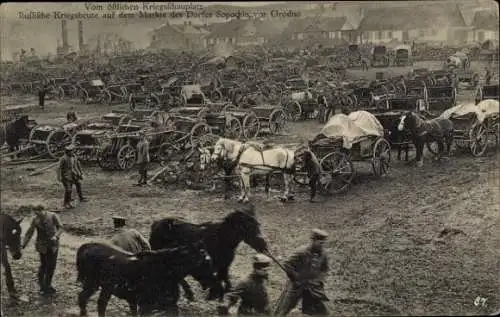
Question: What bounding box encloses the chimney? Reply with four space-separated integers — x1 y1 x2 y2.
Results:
61 20 68 49
78 20 84 51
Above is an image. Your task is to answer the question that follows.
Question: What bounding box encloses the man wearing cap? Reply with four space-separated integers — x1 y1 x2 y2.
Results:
275 229 330 316
135 131 150 186
22 206 64 295
218 253 272 316
110 216 151 254
302 150 322 203
57 144 87 209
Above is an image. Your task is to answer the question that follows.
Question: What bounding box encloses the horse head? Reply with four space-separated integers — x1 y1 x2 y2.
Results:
212 138 236 163
0 215 23 260
223 209 268 254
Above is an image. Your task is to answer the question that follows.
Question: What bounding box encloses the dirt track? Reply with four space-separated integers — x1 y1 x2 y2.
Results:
1 62 499 316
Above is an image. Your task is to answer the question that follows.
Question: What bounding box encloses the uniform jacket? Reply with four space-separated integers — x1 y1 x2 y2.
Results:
110 228 151 253
226 272 271 315
136 139 150 164
23 211 63 254
58 154 83 182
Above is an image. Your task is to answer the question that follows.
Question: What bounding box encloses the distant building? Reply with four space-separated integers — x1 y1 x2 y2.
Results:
205 19 287 48
358 4 469 46
148 21 210 51
281 17 355 47
469 10 499 45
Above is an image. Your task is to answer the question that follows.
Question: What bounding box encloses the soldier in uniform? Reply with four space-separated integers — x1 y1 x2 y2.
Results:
485 68 492 86
303 150 322 203
22 206 64 295
218 253 272 316
135 131 150 186
38 84 48 109
57 145 87 209
275 229 330 316
110 216 151 253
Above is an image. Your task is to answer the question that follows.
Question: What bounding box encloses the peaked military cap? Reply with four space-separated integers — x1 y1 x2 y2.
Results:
253 253 271 265
112 216 127 229
311 228 328 240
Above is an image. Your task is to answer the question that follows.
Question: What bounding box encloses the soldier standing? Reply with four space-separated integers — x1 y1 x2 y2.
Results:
57 145 87 209
218 254 272 316
275 229 330 316
485 68 492 86
303 150 322 203
38 84 48 109
135 131 150 186
22 206 64 295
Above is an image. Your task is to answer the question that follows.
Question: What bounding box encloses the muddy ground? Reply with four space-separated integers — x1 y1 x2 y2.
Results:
1 62 499 317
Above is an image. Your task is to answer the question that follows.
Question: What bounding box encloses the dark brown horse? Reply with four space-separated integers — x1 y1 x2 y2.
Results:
0 214 23 298
76 241 214 317
398 111 454 166
0 115 30 156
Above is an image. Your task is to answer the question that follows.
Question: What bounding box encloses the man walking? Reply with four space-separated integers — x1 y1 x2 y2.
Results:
275 229 330 316
218 254 272 316
38 84 48 109
22 206 64 295
57 145 87 209
136 131 150 186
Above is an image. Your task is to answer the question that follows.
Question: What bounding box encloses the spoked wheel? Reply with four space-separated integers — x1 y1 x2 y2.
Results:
292 159 310 186
57 87 65 100
190 123 212 147
469 122 488 157
46 129 72 159
320 152 355 195
116 145 137 171
284 101 302 122
97 145 115 170
79 90 89 104
224 117 242 139
242 112 260 139
269 109 287 135
371 138 391 177
426 141 439 156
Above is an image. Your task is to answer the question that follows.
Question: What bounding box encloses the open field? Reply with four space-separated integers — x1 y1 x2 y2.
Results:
1 61 499 317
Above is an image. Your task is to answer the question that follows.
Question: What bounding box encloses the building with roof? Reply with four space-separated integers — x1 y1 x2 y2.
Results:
205 19 288 48
281 17 356 47
358 4 470 46
148 21 210 51
470 10 499 45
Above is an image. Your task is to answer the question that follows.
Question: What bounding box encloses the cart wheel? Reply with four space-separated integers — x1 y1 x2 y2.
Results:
117 145 137 171
469 122 488 157
426 141 439 156
98 145 115 170
284 101 302 122
292 156 309 186
371 138 391 177
190 123 212 147
269 109 286 135
118 115 132 126
242 112 260 139
46 129 72 159
320 152 355 195
225 116 242 139
79 90 89 104
158 142 181 162
223 104 237 112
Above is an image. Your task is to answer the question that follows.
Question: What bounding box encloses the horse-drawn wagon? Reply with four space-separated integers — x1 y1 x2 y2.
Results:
439 100 499 156
297 111 391 194
372 45 390 68
282 78 327 121
393 45 413 67
77 80 110 104
475 84 499 103
28 124 73 159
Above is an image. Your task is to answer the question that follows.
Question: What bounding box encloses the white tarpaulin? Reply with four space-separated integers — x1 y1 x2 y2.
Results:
440 99 499 123
317 111 384 149
291 91 312 101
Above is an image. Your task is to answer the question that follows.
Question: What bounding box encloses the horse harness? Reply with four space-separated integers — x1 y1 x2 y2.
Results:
234 142 294 173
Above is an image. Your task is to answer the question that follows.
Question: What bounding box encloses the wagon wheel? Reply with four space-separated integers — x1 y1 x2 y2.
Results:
292 152 310 186
190 122 212 147
157 142 182 162
225 116 242 139
469 122 488 157
320 151 355 195
46 129 72 159
102 91 112 105
117 144 137 171
426 141 439 156
269 109 286 135
371 138 391 177
223 104 237 112
79 89 89 104
242 112 260 139
97 144 115 170
283 101 302 122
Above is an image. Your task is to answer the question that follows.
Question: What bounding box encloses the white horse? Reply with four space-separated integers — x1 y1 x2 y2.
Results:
210 138 305 202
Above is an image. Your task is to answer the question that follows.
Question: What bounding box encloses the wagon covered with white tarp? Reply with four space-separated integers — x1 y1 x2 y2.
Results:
439 99 499 156
299 111 391 194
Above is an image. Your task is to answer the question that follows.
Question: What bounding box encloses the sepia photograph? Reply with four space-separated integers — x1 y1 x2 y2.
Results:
0 1 498 316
